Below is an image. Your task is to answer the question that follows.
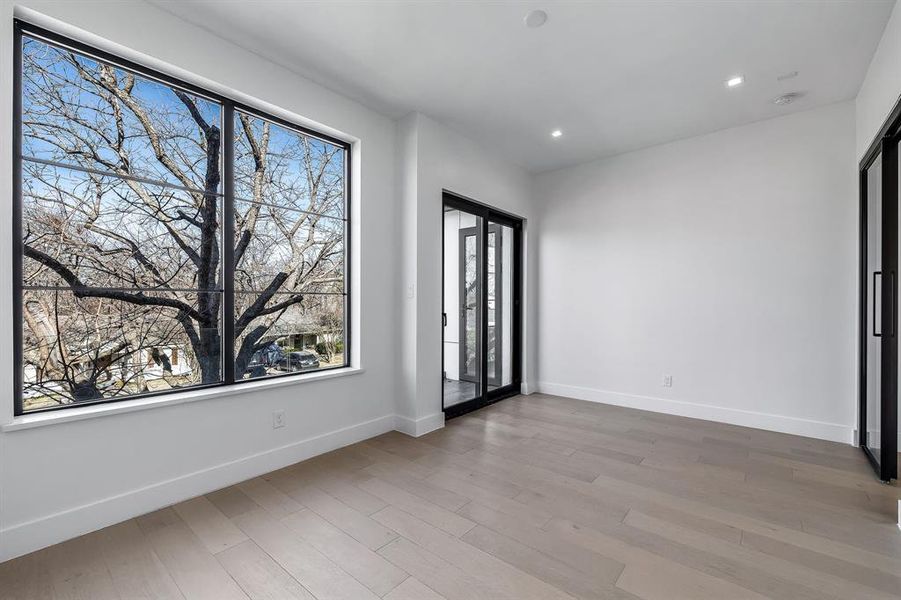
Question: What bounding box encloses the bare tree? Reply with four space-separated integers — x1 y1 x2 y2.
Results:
20 38 345 406
312 307 344 363
22 291 183 402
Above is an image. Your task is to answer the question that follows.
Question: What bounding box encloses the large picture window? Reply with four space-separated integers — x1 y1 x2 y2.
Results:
14 23 350 414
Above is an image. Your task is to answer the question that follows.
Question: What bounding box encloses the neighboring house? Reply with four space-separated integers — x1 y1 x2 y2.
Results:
23 343 194 398
263 319 340 352
276 332 322 351
142 345 193 378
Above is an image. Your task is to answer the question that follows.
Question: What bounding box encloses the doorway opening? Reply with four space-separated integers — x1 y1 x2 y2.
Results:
442 191 523 418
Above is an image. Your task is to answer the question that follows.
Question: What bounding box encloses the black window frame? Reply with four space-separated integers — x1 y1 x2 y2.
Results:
13 20 352 416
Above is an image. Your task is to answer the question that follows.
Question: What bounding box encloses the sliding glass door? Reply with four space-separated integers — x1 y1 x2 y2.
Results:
444 207 483 407
859 102 900 482
443 192 522 418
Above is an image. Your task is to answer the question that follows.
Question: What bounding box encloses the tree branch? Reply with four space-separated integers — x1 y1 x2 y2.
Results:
24 245 207 323
174 90 212 136
246 293 304 320
234 272 290 336
175 90 221 298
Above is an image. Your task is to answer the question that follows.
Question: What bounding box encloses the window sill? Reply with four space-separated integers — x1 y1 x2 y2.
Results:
1 367 364 433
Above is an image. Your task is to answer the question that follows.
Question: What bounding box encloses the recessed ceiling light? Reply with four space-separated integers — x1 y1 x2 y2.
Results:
551 129 563 138
726 75 744 88
525 10 548 28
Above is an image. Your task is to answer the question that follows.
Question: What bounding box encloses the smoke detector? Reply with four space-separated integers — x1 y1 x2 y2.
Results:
772 92 803 106
525 10 548 28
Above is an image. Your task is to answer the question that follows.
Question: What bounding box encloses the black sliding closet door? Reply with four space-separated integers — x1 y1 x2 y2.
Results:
859 103 900 482
442 192 522 419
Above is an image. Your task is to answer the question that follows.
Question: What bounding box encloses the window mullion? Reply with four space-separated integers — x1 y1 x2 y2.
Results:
223 103 236 385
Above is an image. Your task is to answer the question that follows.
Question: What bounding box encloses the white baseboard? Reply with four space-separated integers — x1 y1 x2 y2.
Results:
0 413 397 563
535 382 854 444
395 412 445 437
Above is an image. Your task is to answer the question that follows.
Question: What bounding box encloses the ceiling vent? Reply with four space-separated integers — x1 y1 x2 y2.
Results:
772 92 803 106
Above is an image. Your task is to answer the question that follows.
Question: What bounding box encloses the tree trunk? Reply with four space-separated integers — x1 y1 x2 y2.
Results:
234 324 271 378
197 327 221 384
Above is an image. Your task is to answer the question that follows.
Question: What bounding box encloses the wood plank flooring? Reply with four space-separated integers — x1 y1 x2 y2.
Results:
2 393 900 599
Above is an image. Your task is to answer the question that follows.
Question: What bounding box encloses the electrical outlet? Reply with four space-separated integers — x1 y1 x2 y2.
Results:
272 410 286 429
663 375 673 388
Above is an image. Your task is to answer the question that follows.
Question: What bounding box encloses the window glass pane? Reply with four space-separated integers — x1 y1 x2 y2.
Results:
235 293 345 380
234 200 344 294
22 290 221 410
22 35 222 193
232 110 348 382
18 33 225 413
23 162 221 290
234 112 346 219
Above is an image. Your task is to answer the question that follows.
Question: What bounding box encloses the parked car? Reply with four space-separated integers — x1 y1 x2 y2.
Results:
245 365 268 379
275 350 320 372
244 342 285 378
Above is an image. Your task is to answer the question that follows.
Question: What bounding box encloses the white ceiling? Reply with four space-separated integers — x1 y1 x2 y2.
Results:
150 0 895 173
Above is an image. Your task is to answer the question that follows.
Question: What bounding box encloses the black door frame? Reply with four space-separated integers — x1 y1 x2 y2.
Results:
458 224 502 387
442 191 523 419
457 225 481 386
858 97 901 482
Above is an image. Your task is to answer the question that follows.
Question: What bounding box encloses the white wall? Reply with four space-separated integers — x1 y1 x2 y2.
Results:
533 101 858 443
397 113 535 432
856 0 901 160
0 0 400 561
395 114 420 426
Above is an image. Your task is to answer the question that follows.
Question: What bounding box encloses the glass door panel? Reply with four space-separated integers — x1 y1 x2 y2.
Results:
864 155 883 467
488 221 514 390
485 225 499 387
859 130 899 482
443 207 482 408
461 225 481 384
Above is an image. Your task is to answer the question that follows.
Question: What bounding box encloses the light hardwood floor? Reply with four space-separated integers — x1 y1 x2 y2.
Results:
2 393 901 599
